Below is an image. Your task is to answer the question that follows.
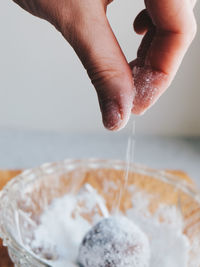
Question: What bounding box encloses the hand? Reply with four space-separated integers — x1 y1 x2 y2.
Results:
12 0 197 130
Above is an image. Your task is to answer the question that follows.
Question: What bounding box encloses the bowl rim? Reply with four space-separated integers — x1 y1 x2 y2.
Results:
0 158 200 266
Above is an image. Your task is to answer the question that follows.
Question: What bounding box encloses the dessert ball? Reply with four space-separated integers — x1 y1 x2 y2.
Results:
78 216 150 267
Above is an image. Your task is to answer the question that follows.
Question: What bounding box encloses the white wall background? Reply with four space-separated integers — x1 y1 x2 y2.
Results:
0 0 199 135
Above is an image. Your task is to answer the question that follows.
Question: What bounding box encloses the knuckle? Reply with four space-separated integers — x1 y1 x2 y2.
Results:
87 66 126 88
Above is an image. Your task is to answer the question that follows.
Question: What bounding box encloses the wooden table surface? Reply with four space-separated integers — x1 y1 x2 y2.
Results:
0 169 192 267
0 170 21 267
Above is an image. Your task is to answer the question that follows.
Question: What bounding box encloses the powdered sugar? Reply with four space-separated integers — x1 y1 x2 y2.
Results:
31 184 108 265
132 66 167 114
30 183 191 267
126 188 190 267
132 66 160 102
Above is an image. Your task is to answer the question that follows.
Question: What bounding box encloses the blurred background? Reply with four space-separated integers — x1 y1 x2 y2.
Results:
0 0 199 182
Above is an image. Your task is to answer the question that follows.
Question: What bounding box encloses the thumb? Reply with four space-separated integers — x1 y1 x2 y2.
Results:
63 3 134 130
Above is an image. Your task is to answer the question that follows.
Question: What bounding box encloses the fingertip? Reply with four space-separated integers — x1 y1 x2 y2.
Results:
100 99 122 130
97 78 135 131
100 95 134 131
131 66 169 115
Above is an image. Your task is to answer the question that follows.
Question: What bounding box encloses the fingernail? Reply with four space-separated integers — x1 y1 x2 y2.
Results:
100 99 122 130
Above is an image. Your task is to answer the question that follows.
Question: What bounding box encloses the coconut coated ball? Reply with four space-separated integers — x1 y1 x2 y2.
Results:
78 216 150 267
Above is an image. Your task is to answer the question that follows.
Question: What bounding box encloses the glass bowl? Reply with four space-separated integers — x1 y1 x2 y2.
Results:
0 159 200 267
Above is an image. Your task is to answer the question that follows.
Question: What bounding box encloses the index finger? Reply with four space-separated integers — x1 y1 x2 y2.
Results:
131 0 197 114
145 0 197 77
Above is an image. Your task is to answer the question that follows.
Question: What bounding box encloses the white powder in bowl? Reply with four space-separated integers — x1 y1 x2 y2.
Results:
126 189 190 267
31 184 108 264
30 184 190 267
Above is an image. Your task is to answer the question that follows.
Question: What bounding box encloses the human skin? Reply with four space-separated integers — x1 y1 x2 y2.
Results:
12 0 197 130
